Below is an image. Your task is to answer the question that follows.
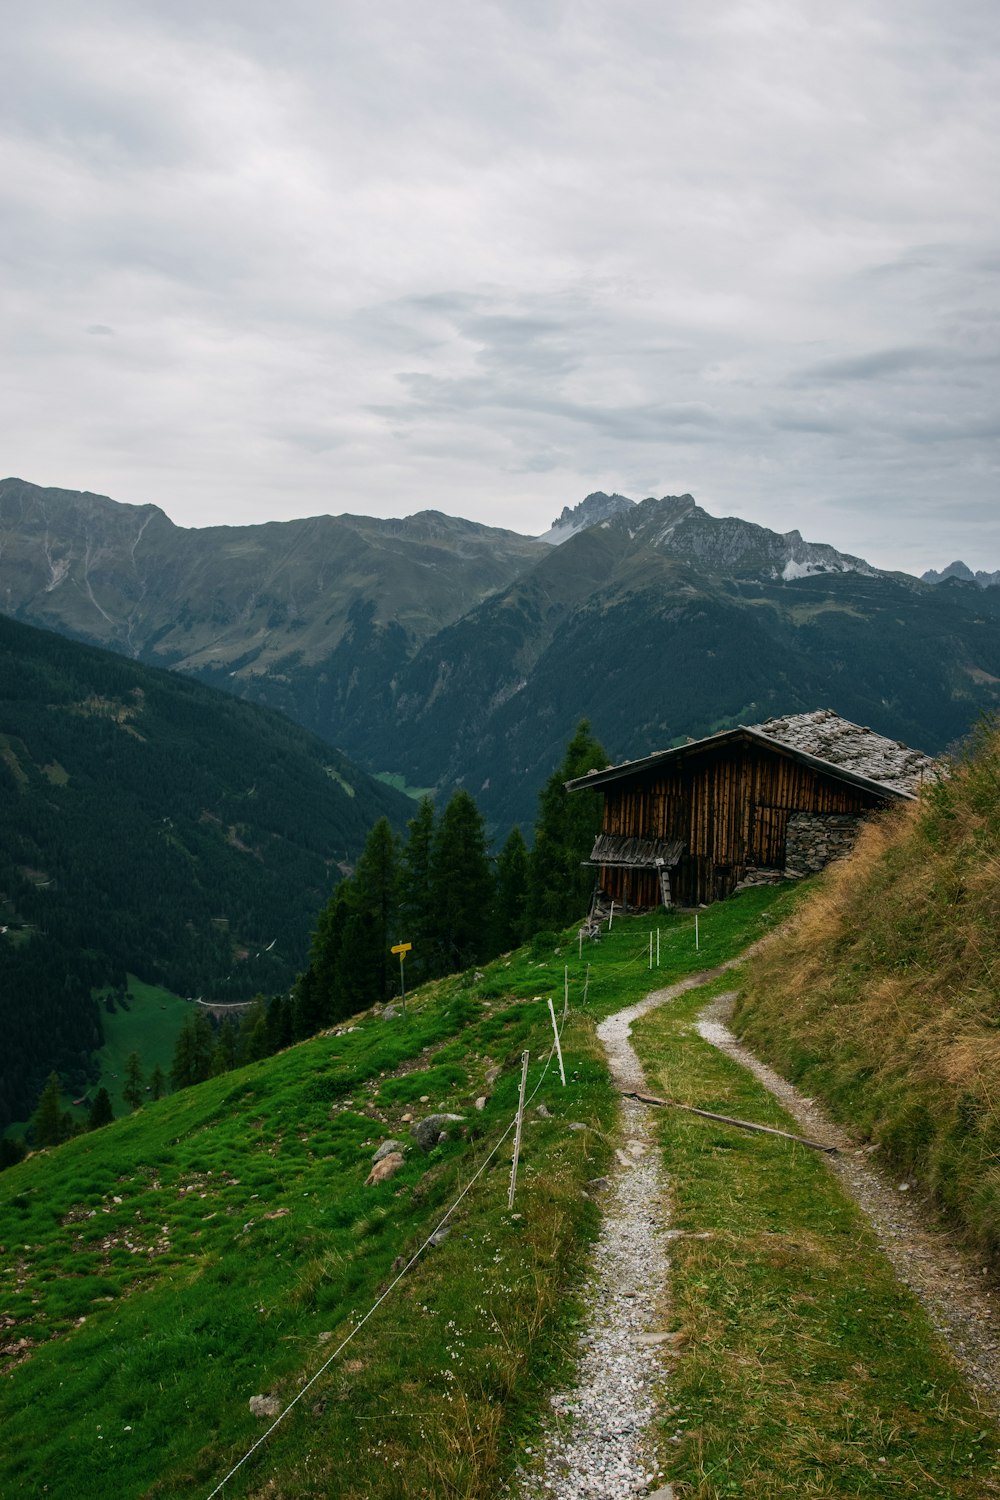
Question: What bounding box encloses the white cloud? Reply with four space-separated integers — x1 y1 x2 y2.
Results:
0 0 998 571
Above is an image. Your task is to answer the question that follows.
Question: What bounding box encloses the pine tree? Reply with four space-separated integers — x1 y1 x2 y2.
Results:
264 995 294 1054
211 1021 239 1076
429 790 494 974
89 1086 114 1129
32 1071 64 1147
239 996 270 1062
354 816 401 1000
400 795 436 983
493 825 530 953
122 1052 144 1111
170 1012 215 1089
528 720 609 932
149 1064 166 1101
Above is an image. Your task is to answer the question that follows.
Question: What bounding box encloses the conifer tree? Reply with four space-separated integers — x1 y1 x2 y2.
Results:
122 1052 144 1110
264 994 294 1054
400 795 436 982
493 825 530 953
211 1021 239 1076
429 790 493 973
239 996 270 1061
149 1064 166 1101
89 1086 114 1129
32 1072 64 1147
347 816 400 1004
528 720 609 932
170 1012 215 1089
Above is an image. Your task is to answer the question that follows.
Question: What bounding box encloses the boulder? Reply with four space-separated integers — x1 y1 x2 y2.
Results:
411 1113 464 1154
365 1152 404 1186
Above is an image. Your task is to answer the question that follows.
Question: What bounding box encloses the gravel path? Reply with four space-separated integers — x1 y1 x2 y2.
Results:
514 963 1000 1500
698 990 1000 1409
513 968 737 1500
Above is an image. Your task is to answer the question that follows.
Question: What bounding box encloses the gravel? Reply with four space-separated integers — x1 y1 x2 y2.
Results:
514 966 1000 1500
512 972 731 1500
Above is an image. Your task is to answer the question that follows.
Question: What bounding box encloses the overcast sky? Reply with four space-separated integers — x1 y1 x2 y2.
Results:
2 1 998 573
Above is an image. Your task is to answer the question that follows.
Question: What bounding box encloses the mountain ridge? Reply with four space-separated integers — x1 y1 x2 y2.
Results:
3 477 999 830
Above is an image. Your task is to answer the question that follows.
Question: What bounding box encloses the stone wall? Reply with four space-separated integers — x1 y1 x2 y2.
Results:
784 810 864 876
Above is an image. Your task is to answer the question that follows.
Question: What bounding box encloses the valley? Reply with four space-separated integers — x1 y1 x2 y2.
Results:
2 478 999 1498
3 478 999 831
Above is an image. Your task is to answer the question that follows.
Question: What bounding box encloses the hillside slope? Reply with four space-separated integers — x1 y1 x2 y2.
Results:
0 614 411 1126
735 720 1000 1265
362 526 1000 828
5 480 1000 831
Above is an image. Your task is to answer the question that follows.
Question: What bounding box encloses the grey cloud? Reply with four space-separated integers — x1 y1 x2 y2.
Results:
793 347 946 383
0 0 998 570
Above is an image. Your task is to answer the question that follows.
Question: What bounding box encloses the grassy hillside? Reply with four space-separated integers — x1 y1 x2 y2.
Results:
0 613 411 1127
735 720 1000 1267
0 891 793 1500
5 887 1000 1498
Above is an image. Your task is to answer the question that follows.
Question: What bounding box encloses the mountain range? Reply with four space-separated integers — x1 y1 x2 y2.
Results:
3 477 1000 830
921 560 1000 589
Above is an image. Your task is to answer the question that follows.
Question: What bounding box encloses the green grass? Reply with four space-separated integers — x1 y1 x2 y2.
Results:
0 952 617 1498
84 977 192 1119
6 881 994 1498
373 771 436 801
631 970 1000 1498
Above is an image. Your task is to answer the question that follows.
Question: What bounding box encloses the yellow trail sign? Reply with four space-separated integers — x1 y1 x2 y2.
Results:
391 942 412 956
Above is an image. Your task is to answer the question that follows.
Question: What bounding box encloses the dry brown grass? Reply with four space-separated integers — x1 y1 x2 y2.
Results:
736 722 1000 1265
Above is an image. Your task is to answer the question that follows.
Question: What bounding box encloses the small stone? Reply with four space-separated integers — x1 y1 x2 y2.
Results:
371 1138 405 1165
365 1152 404 1186
475 1096 488 1111
419 1095 430 1103
587 1176 612 1191
567 1122 588 1132
536 1103 552 1118
428 1226 450 1246
647 1487 675 1499
249 1394 280 1418
634 1332 672 1347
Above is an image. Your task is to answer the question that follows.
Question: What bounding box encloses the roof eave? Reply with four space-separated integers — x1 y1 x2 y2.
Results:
566 724 916 803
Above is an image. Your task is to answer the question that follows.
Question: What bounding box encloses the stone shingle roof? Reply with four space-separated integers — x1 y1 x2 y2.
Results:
748 709 939 796
566 708 939 800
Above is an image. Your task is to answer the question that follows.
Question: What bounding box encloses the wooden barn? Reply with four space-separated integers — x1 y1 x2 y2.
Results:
566 709 937 909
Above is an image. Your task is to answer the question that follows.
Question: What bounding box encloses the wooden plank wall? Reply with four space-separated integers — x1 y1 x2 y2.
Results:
599 743 887 906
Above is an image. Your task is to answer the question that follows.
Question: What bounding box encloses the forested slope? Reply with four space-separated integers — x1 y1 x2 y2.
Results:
735 720 1000 1266
0 614 411 1126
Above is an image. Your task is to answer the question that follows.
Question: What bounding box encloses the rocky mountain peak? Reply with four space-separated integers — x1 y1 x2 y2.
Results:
539 490 636 544
922 560 1000 589
618 494 879 582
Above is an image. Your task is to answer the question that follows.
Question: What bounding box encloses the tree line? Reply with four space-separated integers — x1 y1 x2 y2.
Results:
9 721 608 1161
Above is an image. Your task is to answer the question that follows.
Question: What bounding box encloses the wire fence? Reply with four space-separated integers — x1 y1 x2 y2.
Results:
205 1005 566 1498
